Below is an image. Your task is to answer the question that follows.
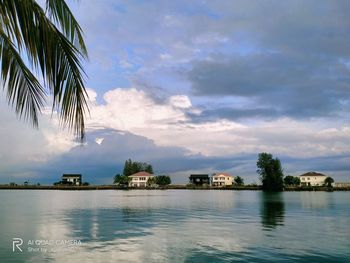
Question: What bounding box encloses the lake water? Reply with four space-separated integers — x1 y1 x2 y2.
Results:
0 190 349 262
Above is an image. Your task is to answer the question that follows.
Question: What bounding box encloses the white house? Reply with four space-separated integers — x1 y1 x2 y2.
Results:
211 172 233 187
129 171 155 187
299 172 327 186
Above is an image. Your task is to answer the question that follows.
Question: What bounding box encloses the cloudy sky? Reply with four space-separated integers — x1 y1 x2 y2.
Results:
1 0 350 184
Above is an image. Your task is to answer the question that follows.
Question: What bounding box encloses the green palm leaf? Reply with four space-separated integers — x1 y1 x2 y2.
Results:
0 0 88 139
0 29 45 127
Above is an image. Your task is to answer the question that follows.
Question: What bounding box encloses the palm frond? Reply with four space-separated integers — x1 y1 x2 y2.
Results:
0 0 89 140
45 0 87 56
0 29 45 127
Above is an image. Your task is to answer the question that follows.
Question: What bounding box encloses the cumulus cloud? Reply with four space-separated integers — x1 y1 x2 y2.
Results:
84 88 350 160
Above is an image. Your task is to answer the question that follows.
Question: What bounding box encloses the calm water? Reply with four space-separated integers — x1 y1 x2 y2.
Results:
0 190 349 262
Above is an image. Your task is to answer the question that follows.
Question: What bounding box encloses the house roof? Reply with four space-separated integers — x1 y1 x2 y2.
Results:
299 171 327 177
129 171 154 177
213 172 233 177
62 174 82 178
189 174 209 178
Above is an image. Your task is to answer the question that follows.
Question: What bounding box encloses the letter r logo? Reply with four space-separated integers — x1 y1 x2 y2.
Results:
12 238 23 252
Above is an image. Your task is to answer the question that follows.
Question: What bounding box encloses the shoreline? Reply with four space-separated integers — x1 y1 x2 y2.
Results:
0 185 349 191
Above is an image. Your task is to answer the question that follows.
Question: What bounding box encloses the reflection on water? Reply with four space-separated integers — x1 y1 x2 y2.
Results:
0 190 349 263
65 207 157 242
260 192 285 230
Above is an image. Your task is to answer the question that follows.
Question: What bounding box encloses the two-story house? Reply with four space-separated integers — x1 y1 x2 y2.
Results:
129 171 155 187
211 172 233 186
299 172 327 186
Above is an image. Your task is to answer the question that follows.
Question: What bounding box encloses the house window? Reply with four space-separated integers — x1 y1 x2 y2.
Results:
307 178 310 180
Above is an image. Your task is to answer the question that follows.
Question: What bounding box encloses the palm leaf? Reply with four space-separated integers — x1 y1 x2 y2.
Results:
0 0 89 140
45 0 87 56
0 29 45 127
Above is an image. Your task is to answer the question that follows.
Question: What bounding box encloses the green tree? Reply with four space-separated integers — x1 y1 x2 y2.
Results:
324 177 334 187
284 175 295 186
0 0 88 139
123 159 132 176
284 176 300 186
293 177 300 186
122 159 154 176
114 174 131 186
145 164 153 174
257 153 284 192
155 175 171 186
234 176 244 186
147 177 156 186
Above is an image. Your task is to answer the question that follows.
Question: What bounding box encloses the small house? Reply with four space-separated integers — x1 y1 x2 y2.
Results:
299 172 326 186
129 171 154 187
212 172 233 187
189 174 210 186
61 174 82 186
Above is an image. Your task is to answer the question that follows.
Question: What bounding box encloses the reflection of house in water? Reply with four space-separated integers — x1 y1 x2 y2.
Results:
65 207 157 242
260 193 285 230
300 192 333 209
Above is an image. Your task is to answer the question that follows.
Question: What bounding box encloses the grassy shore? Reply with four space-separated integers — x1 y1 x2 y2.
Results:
0 184 349 191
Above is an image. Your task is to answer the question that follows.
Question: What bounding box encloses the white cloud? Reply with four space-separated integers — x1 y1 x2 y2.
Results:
85 87 350 158
0 94 77 174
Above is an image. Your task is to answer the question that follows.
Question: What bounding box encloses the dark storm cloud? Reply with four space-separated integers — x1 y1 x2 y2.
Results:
188 52 350 120
187 0 350 120
188 107 280 122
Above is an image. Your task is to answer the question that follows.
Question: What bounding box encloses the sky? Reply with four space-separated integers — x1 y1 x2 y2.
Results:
1 0 350 184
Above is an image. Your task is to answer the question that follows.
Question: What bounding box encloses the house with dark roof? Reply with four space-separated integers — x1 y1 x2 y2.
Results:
61 174 82 186
189 174 210 186
299 172 327 186
212 172 234 187
129 171 155 187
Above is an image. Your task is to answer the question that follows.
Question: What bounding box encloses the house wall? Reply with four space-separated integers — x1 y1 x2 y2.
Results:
129 176 154 187
190 177 209 185
300 176 326 186
62 177 81 185
212 175 233 186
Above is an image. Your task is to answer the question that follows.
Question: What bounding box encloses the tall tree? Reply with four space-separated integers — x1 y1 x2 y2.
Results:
0 0 88 139
234 176 244 186
257 153 284 192
122 159 154 176
145 164 153 174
